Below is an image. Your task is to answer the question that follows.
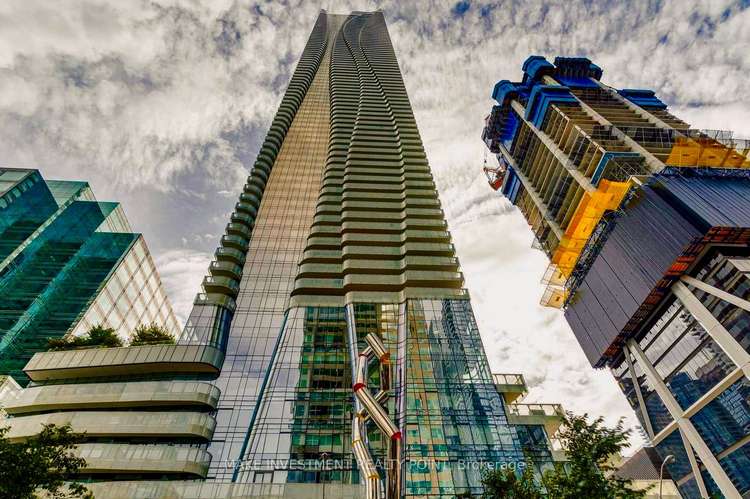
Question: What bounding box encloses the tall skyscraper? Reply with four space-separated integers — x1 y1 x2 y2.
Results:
2 11 567 499
482 55 750 498
0 168 180 384
185 10 541 496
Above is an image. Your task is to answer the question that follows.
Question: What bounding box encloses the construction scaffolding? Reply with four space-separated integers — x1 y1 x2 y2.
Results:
540 178 633 308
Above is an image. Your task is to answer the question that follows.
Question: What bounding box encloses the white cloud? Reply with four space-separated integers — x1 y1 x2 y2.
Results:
153 248 212 325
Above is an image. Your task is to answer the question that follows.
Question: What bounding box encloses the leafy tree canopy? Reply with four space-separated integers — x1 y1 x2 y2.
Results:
481 464 542 499
129 322 175 346
0 424 91 499
46 324 123 351
481 412 649 499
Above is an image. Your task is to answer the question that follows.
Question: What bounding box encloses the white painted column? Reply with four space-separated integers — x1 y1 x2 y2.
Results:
680 427 709 499
509 100 596 194
591 79 683 133
673 281 750 379
680 275 750 314
623 343 655 439
628 339 740 498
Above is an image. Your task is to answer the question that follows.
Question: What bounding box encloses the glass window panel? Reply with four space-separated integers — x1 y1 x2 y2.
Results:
690 378 750 454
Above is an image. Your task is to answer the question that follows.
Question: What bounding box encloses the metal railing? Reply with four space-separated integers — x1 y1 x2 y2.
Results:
492 373 526 386
508 403 565 417
548 437 566 451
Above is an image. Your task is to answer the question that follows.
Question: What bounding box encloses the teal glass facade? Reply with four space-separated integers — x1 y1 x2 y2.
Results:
225 300 525 495
0 168 179 385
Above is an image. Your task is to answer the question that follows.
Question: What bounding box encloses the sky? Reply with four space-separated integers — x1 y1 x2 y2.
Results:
1 0 749 453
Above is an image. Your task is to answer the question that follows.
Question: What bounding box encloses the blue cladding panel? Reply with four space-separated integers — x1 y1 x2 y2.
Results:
618 89 667 110
591 152 640 186
552 56 603 87
492 80 521 106
525 85 577 128
501 111 520 149
501 167 521 204
555 75 600 88
521 55 554 85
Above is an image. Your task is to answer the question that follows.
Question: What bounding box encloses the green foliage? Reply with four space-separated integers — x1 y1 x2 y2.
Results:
46 324 123 351
129 322 175 346
543 413 648 499
481 412 648 499
0 424 91 499
481 465 542 499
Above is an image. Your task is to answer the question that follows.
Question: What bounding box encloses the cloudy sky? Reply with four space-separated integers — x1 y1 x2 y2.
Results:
1 0 749 452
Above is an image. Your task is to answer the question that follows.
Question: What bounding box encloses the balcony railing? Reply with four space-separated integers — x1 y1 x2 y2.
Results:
508 403 564 417
24 344 224 381
492 373 525 386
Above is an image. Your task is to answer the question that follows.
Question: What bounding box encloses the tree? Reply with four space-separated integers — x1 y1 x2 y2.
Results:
482 465 542 499
0 423 91 499
46 324 123 351
129 322 175 346
542 413 648 499
481 412 648 499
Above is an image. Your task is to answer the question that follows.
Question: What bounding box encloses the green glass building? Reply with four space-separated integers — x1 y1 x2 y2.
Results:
0 168 180 384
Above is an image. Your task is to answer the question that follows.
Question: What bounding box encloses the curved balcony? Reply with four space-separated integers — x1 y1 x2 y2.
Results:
23 344 224 382
226 222 251 238
230 211 254 228
76 443 211 478
239 192 260 206
221 234 249 251
235 201 258 218
209 261 243 280
202 276 240 297
5 411 216 442
215 247 245 265
4 380 221 415
194 293 236 313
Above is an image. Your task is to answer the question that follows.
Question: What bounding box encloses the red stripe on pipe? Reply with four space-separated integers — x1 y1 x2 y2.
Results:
391 431 402 441
353 382 366 392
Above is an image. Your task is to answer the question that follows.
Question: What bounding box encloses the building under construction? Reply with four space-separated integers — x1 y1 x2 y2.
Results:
482 56 750 499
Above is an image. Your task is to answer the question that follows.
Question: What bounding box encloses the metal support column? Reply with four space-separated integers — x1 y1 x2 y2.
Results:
673 281 750 379
628 339 740 498
540 74 665 174
680 427 709 498
623 343 655 439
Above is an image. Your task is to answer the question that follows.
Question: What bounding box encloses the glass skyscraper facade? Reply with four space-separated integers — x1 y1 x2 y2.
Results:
0 167 180 384
182 11 552 497
482 55 750 498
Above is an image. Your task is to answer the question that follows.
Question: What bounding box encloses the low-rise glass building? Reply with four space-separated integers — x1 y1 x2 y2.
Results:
0 168 180 384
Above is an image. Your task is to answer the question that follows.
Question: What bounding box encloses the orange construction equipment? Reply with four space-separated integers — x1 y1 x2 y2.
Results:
540 179 632 308
666 134 750 168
